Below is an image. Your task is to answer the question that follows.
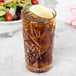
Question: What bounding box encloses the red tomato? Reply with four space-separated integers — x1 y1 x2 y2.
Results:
5 13 13 21
20 14 21 19
31 0 39 5
0 0 4 2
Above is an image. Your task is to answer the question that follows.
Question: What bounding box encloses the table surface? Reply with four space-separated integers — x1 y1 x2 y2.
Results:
0 0 76 76
0 20 76 76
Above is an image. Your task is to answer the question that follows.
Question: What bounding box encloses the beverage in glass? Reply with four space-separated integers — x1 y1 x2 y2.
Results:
22 5 56 73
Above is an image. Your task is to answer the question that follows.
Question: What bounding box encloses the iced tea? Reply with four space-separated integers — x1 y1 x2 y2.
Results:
22 6 56 73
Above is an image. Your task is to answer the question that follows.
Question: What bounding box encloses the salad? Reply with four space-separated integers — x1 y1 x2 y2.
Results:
0 0 39 21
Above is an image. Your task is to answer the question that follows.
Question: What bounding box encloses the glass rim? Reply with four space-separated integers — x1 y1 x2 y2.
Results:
21 6 56 22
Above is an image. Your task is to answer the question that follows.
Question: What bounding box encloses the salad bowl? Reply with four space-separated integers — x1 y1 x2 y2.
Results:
0 20 22 35
0 0 44 36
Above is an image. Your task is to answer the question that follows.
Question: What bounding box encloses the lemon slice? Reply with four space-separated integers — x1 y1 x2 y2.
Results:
29 5 53 19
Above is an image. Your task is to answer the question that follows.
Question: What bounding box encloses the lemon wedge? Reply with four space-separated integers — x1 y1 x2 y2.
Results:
29 5 53 19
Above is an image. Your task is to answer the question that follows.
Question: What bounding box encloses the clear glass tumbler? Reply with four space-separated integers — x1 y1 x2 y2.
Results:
22 7 56 73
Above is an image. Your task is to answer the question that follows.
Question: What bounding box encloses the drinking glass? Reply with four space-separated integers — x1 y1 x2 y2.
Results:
22 7 56 73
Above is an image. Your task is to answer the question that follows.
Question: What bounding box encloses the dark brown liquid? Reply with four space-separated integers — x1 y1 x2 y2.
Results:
22 11 56 73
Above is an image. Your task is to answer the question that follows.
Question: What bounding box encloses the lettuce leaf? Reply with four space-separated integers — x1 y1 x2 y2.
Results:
0 17 6 21
26 0 32 4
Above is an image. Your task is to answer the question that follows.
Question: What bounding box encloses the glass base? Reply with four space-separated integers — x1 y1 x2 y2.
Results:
26 64 52 73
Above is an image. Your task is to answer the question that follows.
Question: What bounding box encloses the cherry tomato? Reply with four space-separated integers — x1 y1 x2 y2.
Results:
0 0 4 2
31 0 39 5
20 14 21 19
5 13 13 21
